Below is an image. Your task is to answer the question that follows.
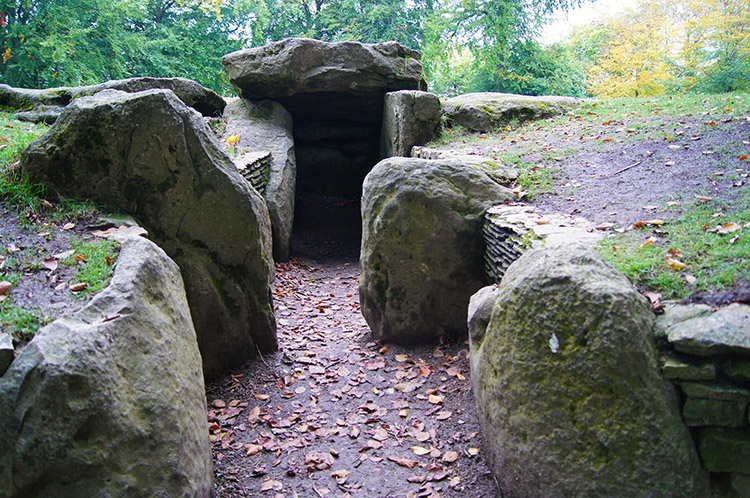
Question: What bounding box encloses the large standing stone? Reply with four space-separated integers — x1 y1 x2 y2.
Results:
222 98 297 261
360 157 514 344
380 90 441 158
470 245 708 498
223 38 428 199
0 236 212 497
21 89 276 379
443 92 583 132
0 77 226 124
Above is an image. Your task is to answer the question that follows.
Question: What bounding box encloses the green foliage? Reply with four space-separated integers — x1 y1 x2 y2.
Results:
0 0 253 93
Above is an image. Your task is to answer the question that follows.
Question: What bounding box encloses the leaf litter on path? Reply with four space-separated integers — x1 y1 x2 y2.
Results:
206 257 496 498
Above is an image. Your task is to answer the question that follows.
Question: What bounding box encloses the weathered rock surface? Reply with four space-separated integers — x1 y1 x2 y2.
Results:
411 146 518 184
222 37 426 113
663 303 750 356
443 92 584 132
223 38 428 199
380 90 441 158
21 89 276 379
222 98 296 261
360 157 514 344
0 77 226 123
0 235 212 497
470 245 708 498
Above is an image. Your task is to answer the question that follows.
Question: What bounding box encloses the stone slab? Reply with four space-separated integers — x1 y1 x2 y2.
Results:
682 397 747 427
699 427 750 473
663 358 716 381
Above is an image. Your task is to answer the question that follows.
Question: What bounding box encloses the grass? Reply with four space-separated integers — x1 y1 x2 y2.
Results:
1 113 120 344
597 200 750 299
0 302 49 343
65 239 119 295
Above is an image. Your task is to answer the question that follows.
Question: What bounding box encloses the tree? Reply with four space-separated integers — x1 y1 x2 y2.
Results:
676 0 749 92
0 0 253 92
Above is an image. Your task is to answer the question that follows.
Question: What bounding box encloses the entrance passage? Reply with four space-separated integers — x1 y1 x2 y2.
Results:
290 193 362 263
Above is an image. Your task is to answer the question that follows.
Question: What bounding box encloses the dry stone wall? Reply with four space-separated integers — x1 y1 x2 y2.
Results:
657 303 750 496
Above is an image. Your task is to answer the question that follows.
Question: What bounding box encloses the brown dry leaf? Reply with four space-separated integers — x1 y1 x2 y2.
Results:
717 222 742 234
388 455 418 468
399 409 408 418
53 249 75 260
445 367 465 381
640 236 657 248
428 394 444 405
245 443 263 456
442 451 459 463
645 219 664 226
435 411 452 421
211 399 226 408
467 447 480 457
694 195 712 202
62 222 76 230
260 479 282 492
666 257 687 271
255 394 270 401
412 446 431 456
69 282 88 292
644 292 662 312
595 222 615 231
247 406 262 423
449 476 461 487
366 439 383 449
666 201 679 207
419 364 434 378
511 185 527 200
54 282 67 291
394 354 410 362
331 469 350 484
42 258 58 271
685 274 697 285
0 281 11 296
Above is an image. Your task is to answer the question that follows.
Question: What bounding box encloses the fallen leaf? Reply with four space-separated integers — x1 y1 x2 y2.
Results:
62 222 76 230
412 446 431 456
428 394 444 404
53 249 75 260
260 479 282 492
245 443 263 456
640 237 656 248
399 409 408 418
69 282 88 292
685 274 697 285
331 469 349 484
0 281 11 296
442 451 459 463
42 258 58 271
511 185 527 200
717 222 742 234
739 155 748 161
694 195 712 202
388 455 418 468
435 411 452 421
595 222 615 231
255 394 270 401
666 257 687 271
467 447 480 457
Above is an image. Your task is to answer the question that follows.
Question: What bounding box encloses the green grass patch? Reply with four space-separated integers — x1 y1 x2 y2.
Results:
0 302 50 343
65 239 119 295
598 201 750 299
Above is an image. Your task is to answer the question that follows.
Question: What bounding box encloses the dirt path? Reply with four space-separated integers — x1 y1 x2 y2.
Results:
207 256 497 498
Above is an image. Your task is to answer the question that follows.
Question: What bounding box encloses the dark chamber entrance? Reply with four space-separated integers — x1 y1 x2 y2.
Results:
285 92 384 264
290 193 362 263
